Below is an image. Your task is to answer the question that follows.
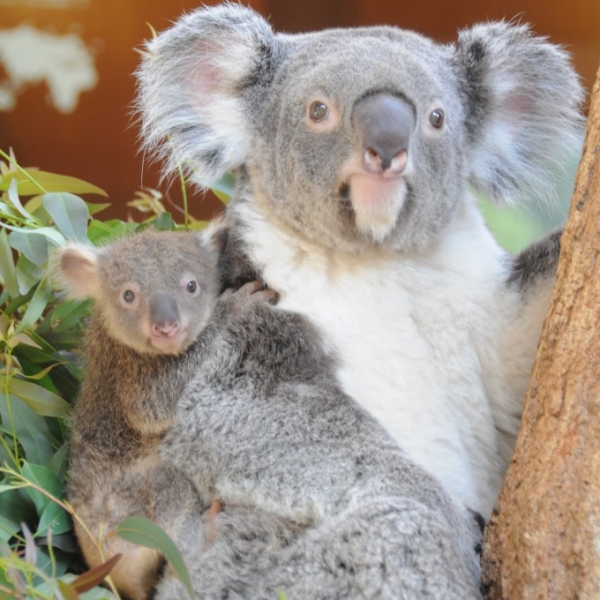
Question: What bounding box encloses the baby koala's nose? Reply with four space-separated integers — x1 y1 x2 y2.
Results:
152 320 180 338
150 293 181 338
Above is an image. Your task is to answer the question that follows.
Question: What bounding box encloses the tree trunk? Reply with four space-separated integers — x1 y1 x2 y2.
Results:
481 63 600 598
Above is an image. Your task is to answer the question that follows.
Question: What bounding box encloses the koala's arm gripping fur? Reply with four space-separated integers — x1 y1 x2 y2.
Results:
482 229 562 464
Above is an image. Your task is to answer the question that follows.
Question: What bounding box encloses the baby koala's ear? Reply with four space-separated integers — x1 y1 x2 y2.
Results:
54 244 103 300
195 215 229 256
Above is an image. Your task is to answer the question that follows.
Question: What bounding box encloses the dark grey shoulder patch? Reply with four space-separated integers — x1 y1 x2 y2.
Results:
507 228 562 291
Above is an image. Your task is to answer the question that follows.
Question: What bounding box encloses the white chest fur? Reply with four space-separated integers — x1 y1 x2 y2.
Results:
236 198 524 517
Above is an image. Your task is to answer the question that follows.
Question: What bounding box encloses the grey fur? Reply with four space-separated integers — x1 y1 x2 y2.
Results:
507 228 562 292
137 4 583 254
136 4 584 519
157 277 482 599
56 230 220 600
59 228 482 599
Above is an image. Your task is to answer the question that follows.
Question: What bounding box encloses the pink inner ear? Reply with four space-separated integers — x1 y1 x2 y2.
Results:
187 39 227 109
502 93 533 132
60 247 101 299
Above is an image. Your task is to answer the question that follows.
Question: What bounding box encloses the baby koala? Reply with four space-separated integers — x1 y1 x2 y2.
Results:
59 226 483 599
56 229 221 600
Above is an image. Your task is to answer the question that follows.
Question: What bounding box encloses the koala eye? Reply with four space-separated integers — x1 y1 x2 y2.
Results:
123 289 136 303
187 280 198 294
428 108 445 129
309 101 329 123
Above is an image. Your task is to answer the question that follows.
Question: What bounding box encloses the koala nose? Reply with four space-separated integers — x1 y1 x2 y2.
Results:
352 93 414 175
150 293 181 338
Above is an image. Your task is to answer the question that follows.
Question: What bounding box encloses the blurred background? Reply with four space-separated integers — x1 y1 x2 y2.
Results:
0 0 598 250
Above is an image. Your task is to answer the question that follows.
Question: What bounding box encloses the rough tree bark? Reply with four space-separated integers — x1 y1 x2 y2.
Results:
482 64 600 598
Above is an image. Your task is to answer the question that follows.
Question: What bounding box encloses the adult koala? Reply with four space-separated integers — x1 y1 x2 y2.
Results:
137 4 583 517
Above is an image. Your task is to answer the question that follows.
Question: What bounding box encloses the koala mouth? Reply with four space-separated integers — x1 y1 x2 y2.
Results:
343 173 408 242
147 324 194 355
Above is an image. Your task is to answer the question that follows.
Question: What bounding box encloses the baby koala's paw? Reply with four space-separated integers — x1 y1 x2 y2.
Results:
220 280 279 314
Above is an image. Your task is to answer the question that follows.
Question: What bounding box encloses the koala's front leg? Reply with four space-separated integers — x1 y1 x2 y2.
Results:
71 457 206 600
489 229 562 462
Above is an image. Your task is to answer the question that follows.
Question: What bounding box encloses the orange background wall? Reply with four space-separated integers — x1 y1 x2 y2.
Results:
1 0 598 221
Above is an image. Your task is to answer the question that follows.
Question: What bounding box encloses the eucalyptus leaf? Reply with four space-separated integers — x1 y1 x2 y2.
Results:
43 193 90 243
36 501 71 537
0 513 20 543
0 394 54 465
16 255 45 295
16 276 54 334
50 299 91 333
0 200 19 219
21 462 62 515
115 516 193 598
1 222 66 248
0 228 18 298
0 489 36 527
150 212 176 231
9 230 49 266
211 172 236 203
7 377 71 418
87 219 135 244
48 443 69 484
7 178 33 221
86 202 111 216
0 171 107 197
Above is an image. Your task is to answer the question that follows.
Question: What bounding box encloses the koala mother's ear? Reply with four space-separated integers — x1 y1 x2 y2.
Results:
451 22 585 205
137 4 277 188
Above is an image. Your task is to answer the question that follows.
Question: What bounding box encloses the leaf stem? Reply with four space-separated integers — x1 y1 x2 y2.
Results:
0 150 48 195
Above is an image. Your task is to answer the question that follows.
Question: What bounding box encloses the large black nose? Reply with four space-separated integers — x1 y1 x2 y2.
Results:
352 93 414 174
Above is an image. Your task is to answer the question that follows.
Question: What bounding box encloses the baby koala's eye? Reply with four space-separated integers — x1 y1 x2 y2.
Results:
309 101 329 123
187 280 198 294
428 108 445 129
123 289 136 303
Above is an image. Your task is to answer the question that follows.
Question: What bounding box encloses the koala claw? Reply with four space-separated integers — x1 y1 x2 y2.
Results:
203 500 224 546
221 280 279 311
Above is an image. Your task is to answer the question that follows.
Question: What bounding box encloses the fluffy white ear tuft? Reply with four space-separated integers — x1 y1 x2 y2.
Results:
55 244 102 300
136 4 276 188
453 21 585 205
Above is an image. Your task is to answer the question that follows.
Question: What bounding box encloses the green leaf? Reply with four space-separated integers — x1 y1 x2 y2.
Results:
0 170 107 197
0 489 36 527
86 202 111 216
16 276 53 334
21 462 63 515
36 501 71 536
1 222 66 248
43 193 90 243
187 220 210 231
16 255 45 295
7 178 33 221
9 230 50 266
49 299 91 333
0 228 19 298
115 516 193 598
0 394 54 465
149 212 176 231
7 378 71 418
0 513 20 543
211 172 236 204
87 219 134 244
48 443 69 484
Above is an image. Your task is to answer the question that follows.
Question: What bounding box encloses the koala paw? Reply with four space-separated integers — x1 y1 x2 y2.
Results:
220 280 279 313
